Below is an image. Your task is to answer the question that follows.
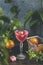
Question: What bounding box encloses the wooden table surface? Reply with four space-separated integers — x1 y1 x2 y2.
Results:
9 42 43 65
10 54 43 65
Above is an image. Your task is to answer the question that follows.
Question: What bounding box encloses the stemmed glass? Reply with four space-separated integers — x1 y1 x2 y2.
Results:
15 30 28 60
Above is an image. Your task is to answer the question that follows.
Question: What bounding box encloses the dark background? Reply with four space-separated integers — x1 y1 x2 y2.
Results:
0 0 43 55
0 0 43 37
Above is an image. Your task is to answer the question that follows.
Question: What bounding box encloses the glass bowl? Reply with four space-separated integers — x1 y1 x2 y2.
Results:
27 36 43 52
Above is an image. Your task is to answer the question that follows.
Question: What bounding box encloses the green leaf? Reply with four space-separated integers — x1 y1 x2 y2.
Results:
3 48 9 61
4 37 8 44
29 20 38 26
13 18 21 27
23 10 37 29
10 5 18 14
26 49 43 62
16 21 21 27
5 0 12 3
24 11 34 21
13 26 17 30
13 18 20 22
0 46 9 65
0 61 2 65
10 20 14 23
40 11 43 21
4 59 9 65
0 20 4 24
0 8 3 14
0 15 10 23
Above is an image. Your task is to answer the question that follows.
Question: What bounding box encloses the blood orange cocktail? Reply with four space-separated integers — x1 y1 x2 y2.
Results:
15 30 28 42
15 30 28 60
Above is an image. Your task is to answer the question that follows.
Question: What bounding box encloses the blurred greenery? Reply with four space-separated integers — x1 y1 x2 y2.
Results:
5 0 12 3
1 0 43 64
0 7 21 37
0 7 21 65
23 0 43 29
0 8 3 14
5 0 20 18
10 5 17 14
26 49 43 62
0 39 9 65
10 5 19 18
23 10 43 29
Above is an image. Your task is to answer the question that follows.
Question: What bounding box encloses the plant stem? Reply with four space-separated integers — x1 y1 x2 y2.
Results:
4 59 9 65
40 0 42 36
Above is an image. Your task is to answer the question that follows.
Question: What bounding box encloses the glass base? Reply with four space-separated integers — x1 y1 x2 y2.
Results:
17 54 25 60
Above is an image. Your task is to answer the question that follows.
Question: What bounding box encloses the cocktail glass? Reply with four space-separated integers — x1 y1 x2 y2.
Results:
15 30 28 60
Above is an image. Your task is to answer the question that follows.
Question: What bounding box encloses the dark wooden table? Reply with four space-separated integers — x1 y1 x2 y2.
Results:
9 41 43 65
10 54 43 65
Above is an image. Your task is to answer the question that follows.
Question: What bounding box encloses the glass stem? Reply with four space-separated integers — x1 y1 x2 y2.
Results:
20 41 23 54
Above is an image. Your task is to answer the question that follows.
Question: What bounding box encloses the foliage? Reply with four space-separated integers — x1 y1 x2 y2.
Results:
0 7 21 65
0 37 9 65
23 10 43 29
0 8 9 65
0 8 3 14
26 49 43 62
10 5 17 14
0 7 21 37
5 0 19 18
5 0 12 3
10 5 19 18
4 0 43 30
23 0 43 29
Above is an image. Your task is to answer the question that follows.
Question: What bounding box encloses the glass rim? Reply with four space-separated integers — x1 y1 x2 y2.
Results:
27 35 40 40
15 29 28 33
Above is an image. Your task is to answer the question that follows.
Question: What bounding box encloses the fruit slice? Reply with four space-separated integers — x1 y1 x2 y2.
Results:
35 44 43 52
29 37 38 45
